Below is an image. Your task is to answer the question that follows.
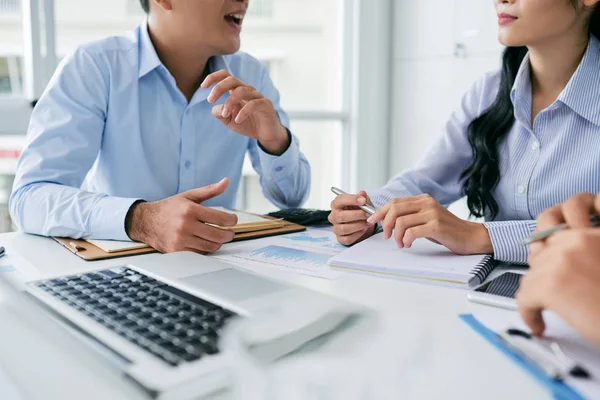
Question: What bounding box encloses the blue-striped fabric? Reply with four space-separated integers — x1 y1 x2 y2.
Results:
369 35 600 265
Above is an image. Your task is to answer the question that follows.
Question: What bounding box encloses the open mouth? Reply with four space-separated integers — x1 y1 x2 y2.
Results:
224 13 244 27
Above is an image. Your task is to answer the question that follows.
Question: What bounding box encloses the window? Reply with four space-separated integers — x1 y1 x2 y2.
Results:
54 0 141 59
247 0 273 19
0 0 24 95
240 0 348 211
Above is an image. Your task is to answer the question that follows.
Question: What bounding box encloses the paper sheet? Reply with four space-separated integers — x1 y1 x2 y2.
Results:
85 239 150 253
211 229 346 280
474 308 600 399
210 207 272 225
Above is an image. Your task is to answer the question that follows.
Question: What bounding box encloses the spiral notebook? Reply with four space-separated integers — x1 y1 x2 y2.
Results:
328 233 497 289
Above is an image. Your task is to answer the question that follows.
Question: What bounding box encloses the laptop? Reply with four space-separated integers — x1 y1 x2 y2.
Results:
17 251 357 399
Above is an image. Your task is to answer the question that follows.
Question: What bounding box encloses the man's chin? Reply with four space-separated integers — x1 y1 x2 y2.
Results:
218 40 241 55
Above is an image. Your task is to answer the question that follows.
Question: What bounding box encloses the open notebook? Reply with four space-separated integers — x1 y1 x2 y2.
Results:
328 233 496 288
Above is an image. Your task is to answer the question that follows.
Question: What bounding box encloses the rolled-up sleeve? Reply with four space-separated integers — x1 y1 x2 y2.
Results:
9 48 140 240
247 65 310 209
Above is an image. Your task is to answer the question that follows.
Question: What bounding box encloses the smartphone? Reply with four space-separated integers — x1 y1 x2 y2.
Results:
467 272 523 310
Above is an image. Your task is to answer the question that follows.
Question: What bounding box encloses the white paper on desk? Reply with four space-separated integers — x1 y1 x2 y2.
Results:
211 229 346 280
85 239 150 253
328 233 487 286
210 207 272 225
474 308 600 399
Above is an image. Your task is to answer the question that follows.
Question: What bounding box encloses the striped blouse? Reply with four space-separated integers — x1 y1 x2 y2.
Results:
369 35 600 265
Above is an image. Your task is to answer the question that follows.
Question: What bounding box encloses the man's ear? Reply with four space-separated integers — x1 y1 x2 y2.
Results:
152 0 173 12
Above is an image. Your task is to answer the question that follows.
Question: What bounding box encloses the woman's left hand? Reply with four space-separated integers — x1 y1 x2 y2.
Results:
367 194 493 255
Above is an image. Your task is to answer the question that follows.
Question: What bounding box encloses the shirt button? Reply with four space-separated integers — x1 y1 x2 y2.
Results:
531 141 540 151
275 166 283 172
184 160 191 169
517 184 526 194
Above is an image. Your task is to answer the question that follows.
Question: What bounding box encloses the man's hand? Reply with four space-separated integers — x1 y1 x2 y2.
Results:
329 190 377 246
530 192 600 255
126 178 238 254
518 229 600 347
517 192 600 346
202 69 289 155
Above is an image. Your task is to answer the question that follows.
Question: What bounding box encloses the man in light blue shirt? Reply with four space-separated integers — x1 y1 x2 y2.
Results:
9 0 310 254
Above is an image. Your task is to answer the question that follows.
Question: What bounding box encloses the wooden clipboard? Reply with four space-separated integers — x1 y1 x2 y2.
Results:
53 237 157 261
53 218 305 261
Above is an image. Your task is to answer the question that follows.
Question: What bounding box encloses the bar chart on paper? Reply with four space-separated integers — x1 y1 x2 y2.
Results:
212 229 346 279
249 245 331 267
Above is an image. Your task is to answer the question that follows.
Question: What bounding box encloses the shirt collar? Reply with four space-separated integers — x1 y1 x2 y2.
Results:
558 34 600 127
138 22 233 80
510 52 533 127
138 21 162 78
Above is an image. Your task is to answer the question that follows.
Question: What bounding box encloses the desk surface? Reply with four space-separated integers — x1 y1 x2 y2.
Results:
0 232 548 399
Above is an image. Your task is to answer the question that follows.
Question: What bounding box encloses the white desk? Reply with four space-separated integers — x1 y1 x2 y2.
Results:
0 232 548 399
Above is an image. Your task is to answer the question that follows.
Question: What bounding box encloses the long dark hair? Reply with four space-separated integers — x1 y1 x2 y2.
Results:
461 2 600 219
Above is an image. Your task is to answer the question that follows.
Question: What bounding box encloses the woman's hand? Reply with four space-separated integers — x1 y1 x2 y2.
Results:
367 194 493 255
329 190 377 246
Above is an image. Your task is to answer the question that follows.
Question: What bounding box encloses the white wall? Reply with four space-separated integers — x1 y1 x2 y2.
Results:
389 0 503 217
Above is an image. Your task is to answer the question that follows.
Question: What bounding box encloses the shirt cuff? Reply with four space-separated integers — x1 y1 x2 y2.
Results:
367 186 415 208
86 196 141 241
483 220 537 265
257 129 300 183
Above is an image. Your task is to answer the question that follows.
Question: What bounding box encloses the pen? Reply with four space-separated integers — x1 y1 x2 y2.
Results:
330 187 377 215
503 328 590 380
521 214 600 245
0 246 5 258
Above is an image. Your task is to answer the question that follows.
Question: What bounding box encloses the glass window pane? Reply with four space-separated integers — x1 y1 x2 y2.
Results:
239 120 342 212
242 0 343 111
0 0 24 95
55 0 142 59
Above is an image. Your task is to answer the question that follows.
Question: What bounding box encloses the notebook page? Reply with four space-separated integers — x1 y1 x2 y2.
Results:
210 207 272 225
328 233 486 282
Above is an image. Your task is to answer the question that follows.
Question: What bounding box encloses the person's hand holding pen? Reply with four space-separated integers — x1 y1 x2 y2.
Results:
517 192 600 347
328 188 377 246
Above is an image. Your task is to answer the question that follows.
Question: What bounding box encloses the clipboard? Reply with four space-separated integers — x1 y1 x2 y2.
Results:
53 218 306 261
52 237 157 261
459 314 586 400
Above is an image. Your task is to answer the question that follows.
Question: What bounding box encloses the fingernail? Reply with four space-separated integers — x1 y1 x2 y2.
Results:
357 197 366 204
234 115 242 124
222 107 229 117
367 216 374 224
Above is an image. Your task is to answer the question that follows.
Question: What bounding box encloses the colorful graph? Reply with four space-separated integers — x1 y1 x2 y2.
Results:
249 245 331 266
284 232 344 249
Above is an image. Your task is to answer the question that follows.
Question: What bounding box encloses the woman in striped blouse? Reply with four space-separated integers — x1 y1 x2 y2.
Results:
329 0 600 265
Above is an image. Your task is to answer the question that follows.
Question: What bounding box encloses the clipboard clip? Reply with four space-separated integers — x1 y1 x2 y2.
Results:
68 241 86 253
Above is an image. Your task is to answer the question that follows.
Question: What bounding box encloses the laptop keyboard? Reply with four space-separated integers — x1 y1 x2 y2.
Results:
32 267 237 366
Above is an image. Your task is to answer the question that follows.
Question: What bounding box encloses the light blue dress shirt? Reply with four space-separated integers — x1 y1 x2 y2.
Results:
10 23 310 241
369 35 600 265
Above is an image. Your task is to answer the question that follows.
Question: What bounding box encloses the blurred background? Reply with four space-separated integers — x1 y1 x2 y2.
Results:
0 0 503 232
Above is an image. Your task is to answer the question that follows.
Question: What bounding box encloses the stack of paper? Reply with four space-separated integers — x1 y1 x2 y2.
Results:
210 207 285 233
